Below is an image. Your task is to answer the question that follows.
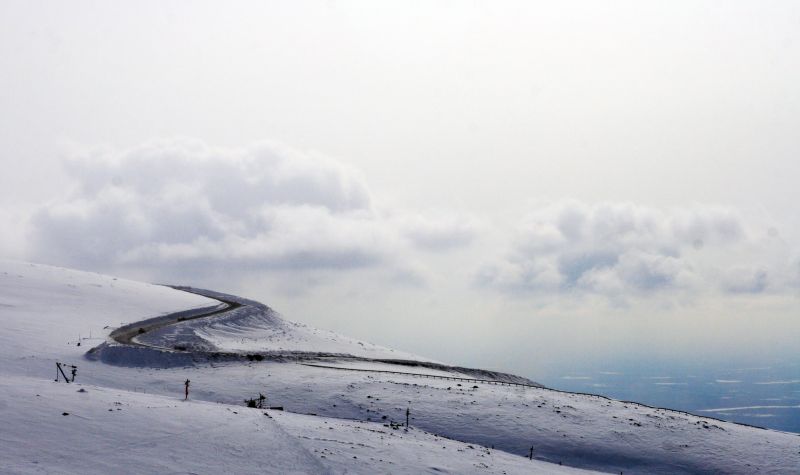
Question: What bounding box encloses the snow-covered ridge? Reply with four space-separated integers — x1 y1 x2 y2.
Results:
0 260 577 474
0 259 217 371
88 284 541 386
2 260 799 474
140 286 427 361
4 375 593 475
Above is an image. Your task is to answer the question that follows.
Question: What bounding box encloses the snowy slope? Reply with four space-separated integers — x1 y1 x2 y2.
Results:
2 376 591 475
135 287 430 361
86 359 799 474
0 261 588 474
0 376 326 475
94 286 535 383
2 260 799 474
0 260 217 377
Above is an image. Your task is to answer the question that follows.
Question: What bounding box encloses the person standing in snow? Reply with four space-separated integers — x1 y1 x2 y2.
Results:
184 379 190 400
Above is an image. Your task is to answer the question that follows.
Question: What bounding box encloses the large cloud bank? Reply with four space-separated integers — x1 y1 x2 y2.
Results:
476 201 798 297
14 139 799 301
28 139 475 276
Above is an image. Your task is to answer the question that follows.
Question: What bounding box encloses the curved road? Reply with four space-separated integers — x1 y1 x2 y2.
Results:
109 289 241 348
100 286 542 388
97 286 773 433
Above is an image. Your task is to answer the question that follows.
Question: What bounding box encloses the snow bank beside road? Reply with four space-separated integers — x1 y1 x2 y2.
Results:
138 286 433 361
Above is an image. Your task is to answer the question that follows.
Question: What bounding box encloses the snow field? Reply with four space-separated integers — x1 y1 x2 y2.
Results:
0 261 588 474
0 375 588 475
0 375 326 475
2 260 799 474
87 360 799 474
0 260 217 376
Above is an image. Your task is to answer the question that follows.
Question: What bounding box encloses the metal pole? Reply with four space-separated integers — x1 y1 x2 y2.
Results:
56 363 70 383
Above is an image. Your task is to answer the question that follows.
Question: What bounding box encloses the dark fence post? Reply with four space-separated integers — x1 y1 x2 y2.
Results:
55 362 71 383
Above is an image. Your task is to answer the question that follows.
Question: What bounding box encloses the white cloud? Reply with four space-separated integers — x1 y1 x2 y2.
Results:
29 139 388 272
26 139 479 283
15 140 800 304
476 201 793 298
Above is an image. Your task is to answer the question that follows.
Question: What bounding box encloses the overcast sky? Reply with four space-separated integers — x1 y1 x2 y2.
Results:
1 1 798 379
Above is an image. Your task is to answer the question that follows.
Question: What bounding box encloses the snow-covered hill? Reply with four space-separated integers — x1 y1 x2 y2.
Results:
0 260 583 474
1 260 798 474
131 286 437 361
4 376 591 475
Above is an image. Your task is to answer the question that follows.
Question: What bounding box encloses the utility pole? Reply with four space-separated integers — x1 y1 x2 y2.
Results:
406 407 410 428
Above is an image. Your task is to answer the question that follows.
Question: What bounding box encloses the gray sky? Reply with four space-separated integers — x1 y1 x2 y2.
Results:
1 1 799 378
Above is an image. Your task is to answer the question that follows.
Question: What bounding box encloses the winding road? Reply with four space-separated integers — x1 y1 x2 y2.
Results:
94 286 779 435
99 286 543 387
109 289 241 347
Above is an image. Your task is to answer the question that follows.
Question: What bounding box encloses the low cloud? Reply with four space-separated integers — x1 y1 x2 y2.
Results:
476 201 792 298
29 140 389 274
25 139 479 285
12 140 799 302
